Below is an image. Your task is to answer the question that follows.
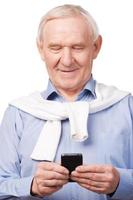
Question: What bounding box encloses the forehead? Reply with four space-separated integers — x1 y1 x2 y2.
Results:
42 17 92 43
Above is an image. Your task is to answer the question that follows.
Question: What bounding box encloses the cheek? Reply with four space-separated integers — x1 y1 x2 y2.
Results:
44 53 60 68
75 51 92 64
77 56 92 70
77 54 92 75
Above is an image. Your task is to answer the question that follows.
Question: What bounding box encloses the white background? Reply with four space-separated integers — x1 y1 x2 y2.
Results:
0 0 133 121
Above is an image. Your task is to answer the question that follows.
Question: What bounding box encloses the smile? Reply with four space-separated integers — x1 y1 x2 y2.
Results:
59 69 78 73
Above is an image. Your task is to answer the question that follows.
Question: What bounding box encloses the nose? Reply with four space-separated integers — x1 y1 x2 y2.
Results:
60 47 73 67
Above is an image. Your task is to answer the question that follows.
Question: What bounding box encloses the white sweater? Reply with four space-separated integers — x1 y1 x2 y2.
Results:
10 82 129 161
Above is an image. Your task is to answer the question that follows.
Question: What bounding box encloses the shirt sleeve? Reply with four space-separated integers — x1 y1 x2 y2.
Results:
0 106 33 199
110 168 133 199
109 95 133 200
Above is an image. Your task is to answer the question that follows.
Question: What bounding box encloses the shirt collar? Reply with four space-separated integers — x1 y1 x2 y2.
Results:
41 75 96 100
82 76 96 98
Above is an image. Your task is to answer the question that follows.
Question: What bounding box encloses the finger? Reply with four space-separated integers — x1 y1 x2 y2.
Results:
38 162 69 175
36 169 69 180
40 179 68 187
76 165 106 173
37 185 62 196
45 171 69 180
79 183 107 194
71 176 108 188
71 171 107 182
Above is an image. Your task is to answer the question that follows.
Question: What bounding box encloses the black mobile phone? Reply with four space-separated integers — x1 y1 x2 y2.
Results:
61 153 83 182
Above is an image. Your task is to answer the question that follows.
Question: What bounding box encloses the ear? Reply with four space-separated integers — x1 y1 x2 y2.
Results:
92 35 102 59
36 39 45 61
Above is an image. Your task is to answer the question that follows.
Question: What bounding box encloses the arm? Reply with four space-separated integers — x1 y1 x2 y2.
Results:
110 96 133 199
71 95 133 200
0 106 69 199
0 106 33 199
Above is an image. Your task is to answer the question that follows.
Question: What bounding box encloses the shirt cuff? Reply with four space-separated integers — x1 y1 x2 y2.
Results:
109 168 133 199
14 176 34 196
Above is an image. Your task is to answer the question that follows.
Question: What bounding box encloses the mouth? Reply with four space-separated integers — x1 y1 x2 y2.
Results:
59 69 78 73
58 68 79 79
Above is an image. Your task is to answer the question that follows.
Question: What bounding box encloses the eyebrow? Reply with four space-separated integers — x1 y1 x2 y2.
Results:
48 43 61 47
48 42 85 47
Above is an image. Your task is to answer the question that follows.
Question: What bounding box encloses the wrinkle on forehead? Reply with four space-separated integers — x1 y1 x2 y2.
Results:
42 16 93 43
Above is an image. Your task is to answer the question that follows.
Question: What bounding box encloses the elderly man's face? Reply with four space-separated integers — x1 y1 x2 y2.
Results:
38 16 102 97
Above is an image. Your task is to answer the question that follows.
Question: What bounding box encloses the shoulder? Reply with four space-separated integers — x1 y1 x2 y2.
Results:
1 102 37 128
127 95 133 116
2 105 22 121
112 94 133 121
1 105 26 126
119 94 133 109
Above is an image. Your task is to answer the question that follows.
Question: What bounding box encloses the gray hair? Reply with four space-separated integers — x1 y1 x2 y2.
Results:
37 4 99 44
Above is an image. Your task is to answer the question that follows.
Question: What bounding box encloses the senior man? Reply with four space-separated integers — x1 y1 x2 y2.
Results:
0 4 133 200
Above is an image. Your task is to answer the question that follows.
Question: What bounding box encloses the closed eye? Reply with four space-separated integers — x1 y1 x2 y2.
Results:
72 45 84 50
48 44 62 52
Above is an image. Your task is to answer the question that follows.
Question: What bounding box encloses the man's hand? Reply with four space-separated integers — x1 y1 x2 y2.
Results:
71 164 120 194
31 162 69 197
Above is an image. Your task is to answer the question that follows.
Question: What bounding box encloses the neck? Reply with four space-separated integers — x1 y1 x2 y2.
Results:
57 88 82 101
60 93 78 101
53 79 91 101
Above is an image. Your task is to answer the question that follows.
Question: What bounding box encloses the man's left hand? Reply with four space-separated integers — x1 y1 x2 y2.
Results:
71 164 120 194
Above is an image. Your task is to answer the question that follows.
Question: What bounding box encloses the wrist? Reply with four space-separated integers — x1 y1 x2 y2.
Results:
30 177 40 197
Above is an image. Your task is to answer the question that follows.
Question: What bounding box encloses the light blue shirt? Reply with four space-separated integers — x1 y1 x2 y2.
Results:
0 77 133 200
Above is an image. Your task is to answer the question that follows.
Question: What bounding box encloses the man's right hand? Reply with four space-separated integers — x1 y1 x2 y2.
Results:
31 161 69 197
